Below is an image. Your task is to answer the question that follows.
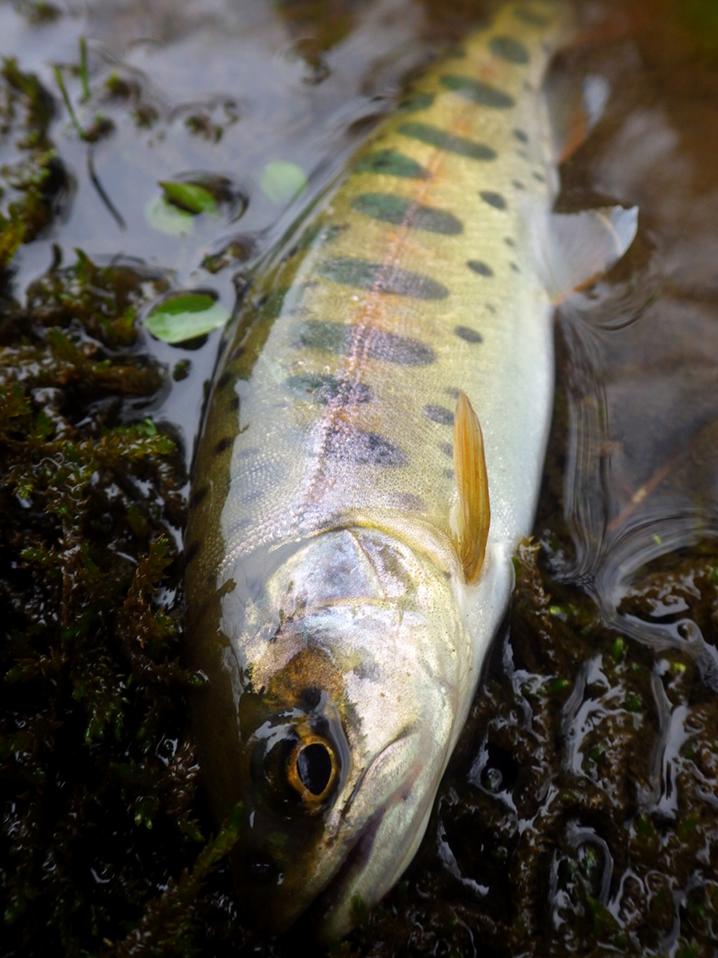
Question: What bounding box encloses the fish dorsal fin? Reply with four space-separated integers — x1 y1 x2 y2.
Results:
453 391 490 584
538 205 639 304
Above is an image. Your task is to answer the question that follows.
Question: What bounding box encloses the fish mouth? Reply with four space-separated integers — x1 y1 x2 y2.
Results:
302 744 425 940
303 806 384 939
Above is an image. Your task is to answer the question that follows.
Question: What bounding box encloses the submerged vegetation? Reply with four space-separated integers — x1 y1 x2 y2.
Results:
2 0 718 955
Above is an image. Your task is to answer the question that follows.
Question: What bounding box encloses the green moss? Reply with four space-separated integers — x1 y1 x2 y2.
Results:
0 252 237 957
0 59 66 267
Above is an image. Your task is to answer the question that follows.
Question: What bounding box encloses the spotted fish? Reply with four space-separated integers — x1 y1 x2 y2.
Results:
184 0 636 939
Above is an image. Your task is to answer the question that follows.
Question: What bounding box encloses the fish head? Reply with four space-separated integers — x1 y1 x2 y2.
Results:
209 527 471 938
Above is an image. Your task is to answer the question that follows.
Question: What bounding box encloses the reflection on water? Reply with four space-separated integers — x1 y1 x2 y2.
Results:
554 0 718 661
1 0 718 954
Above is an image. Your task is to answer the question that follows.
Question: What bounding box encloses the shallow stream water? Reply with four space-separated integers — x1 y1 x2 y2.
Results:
1 0 718 954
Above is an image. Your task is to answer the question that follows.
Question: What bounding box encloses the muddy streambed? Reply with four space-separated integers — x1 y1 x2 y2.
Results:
1 0 717 955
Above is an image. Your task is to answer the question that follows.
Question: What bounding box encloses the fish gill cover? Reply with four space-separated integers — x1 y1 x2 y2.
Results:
1 0 718 956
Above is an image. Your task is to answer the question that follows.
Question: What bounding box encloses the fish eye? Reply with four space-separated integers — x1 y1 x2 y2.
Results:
287 734 337 803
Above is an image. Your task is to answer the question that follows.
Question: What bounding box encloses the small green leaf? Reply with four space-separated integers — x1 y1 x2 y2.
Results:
144 293 229 344
260 160 307 204
145 196 194 236
158 180 218 215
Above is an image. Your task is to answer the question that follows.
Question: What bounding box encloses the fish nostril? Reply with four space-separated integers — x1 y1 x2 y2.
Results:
248 858 279 884
297 742 333 796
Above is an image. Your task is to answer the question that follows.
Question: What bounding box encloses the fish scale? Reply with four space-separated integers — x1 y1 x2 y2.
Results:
189 2 565 586
185 0 583 940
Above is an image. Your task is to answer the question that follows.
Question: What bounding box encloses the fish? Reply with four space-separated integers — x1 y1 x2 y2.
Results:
184 0 637 940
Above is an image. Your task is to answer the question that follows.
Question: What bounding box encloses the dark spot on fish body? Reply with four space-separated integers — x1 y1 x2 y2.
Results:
185 541 200 565
351 193 463 234
295 320 350 354
480 190 507 210
513 129 529 143
439 75 515 109
318 256 449 299
216 369 233 390
532 171 546 183
214 436 234 456
368 330 435 365
398 91 435 113
514 6 551 27
510 263 520 273
327 427 405 466
489 36 530 64
467 260 494 277
354 150 430 180
229 394 240 411
397 122 497 162
445 387 461 399
440 442 453 458
190 486 209 510
295 320 435 366
455 325 483 343
513 179 526 190
504 237 515 248
285 373 372 404
386 492 426 512
258 287 292 320
424 404 454 426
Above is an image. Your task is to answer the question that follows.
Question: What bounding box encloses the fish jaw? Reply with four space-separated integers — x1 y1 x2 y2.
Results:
188 527 475 935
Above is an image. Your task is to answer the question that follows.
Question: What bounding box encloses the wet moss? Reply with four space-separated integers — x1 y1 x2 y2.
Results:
0 252 239 958
0 59 69 268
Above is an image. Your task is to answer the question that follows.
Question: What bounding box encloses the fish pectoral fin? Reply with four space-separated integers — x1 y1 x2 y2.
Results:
539 205 639 304
547 73 610 163
453 391 490 584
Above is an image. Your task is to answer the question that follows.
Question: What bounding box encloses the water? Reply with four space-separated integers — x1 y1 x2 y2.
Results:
1 0 717 954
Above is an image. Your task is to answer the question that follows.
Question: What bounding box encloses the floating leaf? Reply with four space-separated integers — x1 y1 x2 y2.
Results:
145 196 194 236
144 293 229 344
259 160 307 204
158 180 218 215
